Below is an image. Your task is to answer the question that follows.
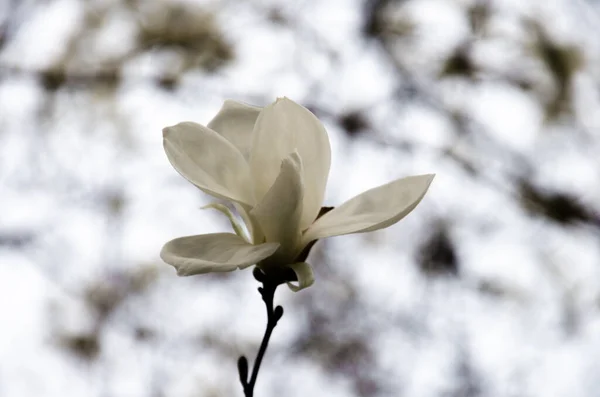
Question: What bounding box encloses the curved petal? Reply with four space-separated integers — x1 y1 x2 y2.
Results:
234 202 263 245
201 203 249 242
286 262 314 292
250 98 331 230
207 100 262 160
250 151 304 263
302 174 435 245
160 233 279 276
163 122 255 205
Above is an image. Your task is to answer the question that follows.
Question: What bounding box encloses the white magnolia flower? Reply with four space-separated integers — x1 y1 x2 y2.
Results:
161 97 434 291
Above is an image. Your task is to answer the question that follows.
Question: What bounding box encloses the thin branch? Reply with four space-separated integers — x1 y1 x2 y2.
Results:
238 268 293 397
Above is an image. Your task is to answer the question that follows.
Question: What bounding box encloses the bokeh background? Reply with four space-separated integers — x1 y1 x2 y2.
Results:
2 0 600 396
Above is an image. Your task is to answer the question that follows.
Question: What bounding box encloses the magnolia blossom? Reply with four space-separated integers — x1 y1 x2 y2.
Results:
161 97 434 291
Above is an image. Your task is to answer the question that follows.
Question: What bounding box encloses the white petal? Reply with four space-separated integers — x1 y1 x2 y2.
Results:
160 233 279 276
207 100 261 160
286 262 314 292
163 122 255 205
201 203 249 242
302 174 435 245
250 152 304 262
250 98 331 230
234 202 264 244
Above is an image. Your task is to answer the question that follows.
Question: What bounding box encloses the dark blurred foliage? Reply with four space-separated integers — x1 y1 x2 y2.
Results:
59 333 101 361
51 265 160 363
440 46 476 79
529 22 583 120
418 224 459 277
519 180 599 227
291 247 383 397
339 111 370 137
0 1 233 93
137 4 233 73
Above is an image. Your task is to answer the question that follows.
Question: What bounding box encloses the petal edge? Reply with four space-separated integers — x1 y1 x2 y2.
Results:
250 151 304 262
160 233 279 276
207 100 261 159
163 122 255 205
249 98 331 228
286 262 315 292
302 174 435 245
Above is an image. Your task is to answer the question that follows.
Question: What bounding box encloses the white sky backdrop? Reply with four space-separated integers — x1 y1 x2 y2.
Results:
1 0 600 396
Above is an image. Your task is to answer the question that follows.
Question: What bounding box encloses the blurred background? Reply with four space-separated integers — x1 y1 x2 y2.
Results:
1 0 600 396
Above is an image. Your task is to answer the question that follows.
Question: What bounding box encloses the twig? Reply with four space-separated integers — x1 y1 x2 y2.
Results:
237 267 293 397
